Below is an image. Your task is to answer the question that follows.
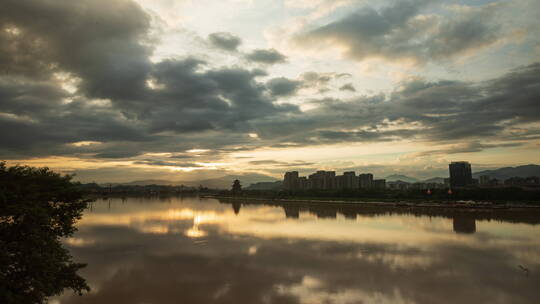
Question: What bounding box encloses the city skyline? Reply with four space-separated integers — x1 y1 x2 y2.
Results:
1 0 540 183
280 162 540 191
284 170 386 191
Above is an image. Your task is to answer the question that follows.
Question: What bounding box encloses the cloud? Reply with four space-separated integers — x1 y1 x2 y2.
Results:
133 160 204 168
266 77 301 96
296 71 353 93
248 160 315 167
208 32 242 51
293 0 505 64
1 0 539 176
58 197 540 304
414 141 525 157
0 77 150 156
1 0 153 101
94 151 143 159
300 72 333 85
251 62 540 149
3 61 539 161
245 49 287 64
339 83 356 92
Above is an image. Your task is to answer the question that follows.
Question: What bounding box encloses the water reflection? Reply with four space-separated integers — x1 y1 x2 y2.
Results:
453 217 476 234
56 196 540 304
221 199 540 235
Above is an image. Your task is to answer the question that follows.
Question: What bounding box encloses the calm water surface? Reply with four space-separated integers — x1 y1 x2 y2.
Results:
54 196 540 304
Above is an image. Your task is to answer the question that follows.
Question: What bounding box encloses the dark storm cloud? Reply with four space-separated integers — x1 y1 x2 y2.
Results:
415 141 525 157
251 62 540 149
0 0 539 163
245 49 287 64
0 78 150 156
1 0 152 101
208 32 242 51
266 77 301 96
391 63 540 141
94 151 143 159
0 0 299 158
0 27 54 79
294 0 503 64
317 129 418 142
0 0 154 156
0 77 68 115
145 58 298 133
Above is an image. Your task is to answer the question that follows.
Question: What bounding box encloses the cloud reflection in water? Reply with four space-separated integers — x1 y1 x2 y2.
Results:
57 197 540 304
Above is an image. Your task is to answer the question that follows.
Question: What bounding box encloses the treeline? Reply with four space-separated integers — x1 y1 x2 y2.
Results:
78 183 204 197
220 187 540 203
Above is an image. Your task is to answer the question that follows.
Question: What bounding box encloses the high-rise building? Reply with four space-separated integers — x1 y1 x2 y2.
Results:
372 179 386 189
358 173 373 189
449 162 472 188
283 170 380 191
298 176 308 190
339 171 358 189
308 171 336 190
283 171 299 190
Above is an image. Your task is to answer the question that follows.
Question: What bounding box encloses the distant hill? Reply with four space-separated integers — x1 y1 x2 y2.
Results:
473 164 540 180
190 174 278 189
245 181 283 190
102 165 540 189
105 173 279 189
422 177 446 184
112 180 179 186
385 174 418 183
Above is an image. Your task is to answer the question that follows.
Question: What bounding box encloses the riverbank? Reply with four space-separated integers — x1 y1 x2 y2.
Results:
201 195 540 210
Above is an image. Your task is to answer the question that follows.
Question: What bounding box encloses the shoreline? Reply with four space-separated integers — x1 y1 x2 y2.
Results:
201 195 540 210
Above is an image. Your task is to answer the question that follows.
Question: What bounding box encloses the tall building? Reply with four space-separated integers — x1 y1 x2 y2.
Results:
298 176 308 189
372 179 386 189
359 173 373 189
308 171 336 190
283 171 299 190
283 170 380 191
449 162 472 188
339 171 358 190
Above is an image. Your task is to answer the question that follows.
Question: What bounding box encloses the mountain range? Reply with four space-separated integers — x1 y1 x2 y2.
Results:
385 165 540 184
384 174 419 183
102 164 540 189
472 164 540 181
105 173 278 189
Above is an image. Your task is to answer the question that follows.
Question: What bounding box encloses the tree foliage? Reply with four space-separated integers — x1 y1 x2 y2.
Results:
231 179 242 194
0 162 91 303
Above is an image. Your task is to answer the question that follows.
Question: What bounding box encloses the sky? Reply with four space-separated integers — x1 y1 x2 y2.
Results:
1 0 540 183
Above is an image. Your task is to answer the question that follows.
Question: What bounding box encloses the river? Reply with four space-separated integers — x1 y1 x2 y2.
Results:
53 196 540 304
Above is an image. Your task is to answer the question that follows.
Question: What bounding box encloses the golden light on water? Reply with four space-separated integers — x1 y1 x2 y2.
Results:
77 198 540 267
185 226 207 238
56 197 540 304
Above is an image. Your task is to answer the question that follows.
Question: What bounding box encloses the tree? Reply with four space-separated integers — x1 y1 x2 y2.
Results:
231 179 242 194
0 162 91 303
